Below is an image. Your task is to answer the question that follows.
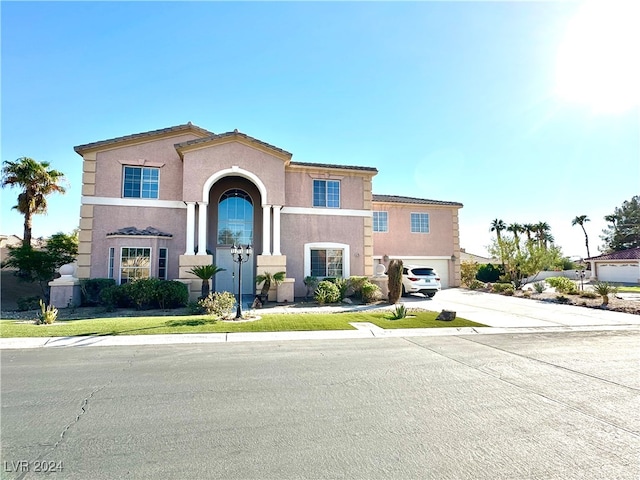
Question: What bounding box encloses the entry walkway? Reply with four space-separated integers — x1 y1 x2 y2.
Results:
2 289 639 350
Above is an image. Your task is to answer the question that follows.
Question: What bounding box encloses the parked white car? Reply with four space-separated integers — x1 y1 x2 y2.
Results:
401 265 441 297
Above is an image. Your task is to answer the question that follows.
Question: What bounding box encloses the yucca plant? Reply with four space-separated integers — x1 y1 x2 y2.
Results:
255 271 286 301
390 304 408 320
593 281 618 307
37 299 58 324
188 264 226 298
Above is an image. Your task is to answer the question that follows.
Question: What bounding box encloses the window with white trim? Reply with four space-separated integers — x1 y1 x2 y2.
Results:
120 247 151 283
313 179 340 208
158 248 168 280
123 166 159 199
410 213 430 233
373 211 388 232
311 249 343 277
108 247 115 279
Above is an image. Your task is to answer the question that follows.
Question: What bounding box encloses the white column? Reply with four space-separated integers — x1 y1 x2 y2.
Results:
197 202 208 255
185 202 196 255
272 205 282 255
262 205 271 255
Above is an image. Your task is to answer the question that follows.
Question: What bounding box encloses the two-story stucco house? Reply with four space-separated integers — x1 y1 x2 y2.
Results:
74 123 462 300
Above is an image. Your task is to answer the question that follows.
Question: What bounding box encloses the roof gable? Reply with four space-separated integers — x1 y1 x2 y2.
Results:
74 122 213 155
174 130 292 161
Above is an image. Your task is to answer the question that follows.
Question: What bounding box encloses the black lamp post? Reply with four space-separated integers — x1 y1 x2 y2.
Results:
231 244 253 318
575 269 586 291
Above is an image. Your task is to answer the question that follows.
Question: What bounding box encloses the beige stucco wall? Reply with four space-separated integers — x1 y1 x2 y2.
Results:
181 142 286 205
285 169 369 209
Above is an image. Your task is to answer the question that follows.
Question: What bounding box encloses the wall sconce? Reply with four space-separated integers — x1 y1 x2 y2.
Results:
451 254 457 262
383 254 389 262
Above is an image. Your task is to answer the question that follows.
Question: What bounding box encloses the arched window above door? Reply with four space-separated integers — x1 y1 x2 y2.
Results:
217 189 253 246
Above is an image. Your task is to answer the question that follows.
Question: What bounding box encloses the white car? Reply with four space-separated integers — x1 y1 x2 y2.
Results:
401 265 441 298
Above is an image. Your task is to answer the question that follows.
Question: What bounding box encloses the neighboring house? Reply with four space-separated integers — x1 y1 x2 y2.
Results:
459 248 497 265
74 123 463 299
586 248 640 284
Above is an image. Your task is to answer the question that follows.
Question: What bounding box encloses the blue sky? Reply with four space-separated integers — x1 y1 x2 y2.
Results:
2 1 638 258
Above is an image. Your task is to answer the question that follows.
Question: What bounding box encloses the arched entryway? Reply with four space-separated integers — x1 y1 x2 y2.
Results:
208 177 262 297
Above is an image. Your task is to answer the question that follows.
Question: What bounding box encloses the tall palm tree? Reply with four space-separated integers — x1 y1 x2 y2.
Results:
490 219 506 242
522 223 535 243
1 157 66 247
507 223 523 251
571 215 591 259
534 221 551 248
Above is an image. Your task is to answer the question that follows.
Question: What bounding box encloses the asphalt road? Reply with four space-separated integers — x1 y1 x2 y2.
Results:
2 331 639 479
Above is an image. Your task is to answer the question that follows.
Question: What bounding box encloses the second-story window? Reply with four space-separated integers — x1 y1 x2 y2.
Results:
313 179 340 208
373 211 388 232
123 166 159 199
411 213 430 233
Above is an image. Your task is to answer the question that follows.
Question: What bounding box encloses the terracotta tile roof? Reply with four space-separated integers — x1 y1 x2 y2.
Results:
372 194 463 207
289 161 378 173
74 123 213 154
107 226 173 237
175 130 292 158
586 247 640 261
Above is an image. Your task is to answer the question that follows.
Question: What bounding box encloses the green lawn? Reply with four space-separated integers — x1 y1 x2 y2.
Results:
617 286 640 293
0 311 484 338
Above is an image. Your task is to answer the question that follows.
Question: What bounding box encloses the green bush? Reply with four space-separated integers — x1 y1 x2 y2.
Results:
333 278 349 301
461 260 479 287
99 285 131 310
347 276 368 299
155 281 189 309
198 291 235 318
546 277 578 294
533 282 546 294
579 291 598 299
360 281 381 304
17 295 42 311
468 279 485 290
186 300 205 315
314 280 340 304
121 278 163 310
476 263 503 283
492 283 515 294
80 278 116 306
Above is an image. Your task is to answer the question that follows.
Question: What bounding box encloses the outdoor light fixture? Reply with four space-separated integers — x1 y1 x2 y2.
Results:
231 244 253 318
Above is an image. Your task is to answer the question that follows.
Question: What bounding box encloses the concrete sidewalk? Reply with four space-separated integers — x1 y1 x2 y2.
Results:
2 289 639 349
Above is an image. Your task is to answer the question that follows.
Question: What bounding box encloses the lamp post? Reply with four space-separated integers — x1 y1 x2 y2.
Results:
575 269 586 291
231 244 253 318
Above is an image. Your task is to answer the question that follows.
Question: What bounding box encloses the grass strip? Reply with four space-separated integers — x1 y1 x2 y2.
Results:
0 311 484 338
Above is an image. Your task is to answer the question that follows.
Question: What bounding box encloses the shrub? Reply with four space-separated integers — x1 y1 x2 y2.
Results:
492 283 514 294
360 281 381 304
304 276 319 299
155 281 189 309
579 291 598 299
533 282 546 294
461 260 479 287
99 285 131 310
555 294 570 304
120 278 164 310
347 276 368 299
333 278 349 301
186 300 205 315
389 304 408 320
17 295 41 311
80 278 116 306
387 259 403 304
314 281 340 305
476 263 503 283
546 277 578 294
468 279 485 290
37 299 58 324
198 291 236 318
593 282 618 306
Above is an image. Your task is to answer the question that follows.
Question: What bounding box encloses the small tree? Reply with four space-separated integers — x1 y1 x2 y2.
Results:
387 259 403 304
187 264 225 298
593 282 618 307
255 271 286 301
460 260 479 287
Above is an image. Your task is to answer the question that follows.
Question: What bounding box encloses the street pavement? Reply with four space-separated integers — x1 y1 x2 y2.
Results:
1 289 639 350
1 330 638 479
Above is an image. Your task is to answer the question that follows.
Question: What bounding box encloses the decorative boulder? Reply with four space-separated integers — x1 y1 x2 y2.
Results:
436 310 456 321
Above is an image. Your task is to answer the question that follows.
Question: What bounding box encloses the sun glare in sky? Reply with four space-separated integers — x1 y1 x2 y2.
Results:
555 1 640 114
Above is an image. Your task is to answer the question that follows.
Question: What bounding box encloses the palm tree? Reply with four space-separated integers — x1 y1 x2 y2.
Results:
490 219 506 242
255 271 286 301
1 157 66 247
534 221 551 248
188 264 226 298
571 215 591 259
507 223 523 251
522 223 535 244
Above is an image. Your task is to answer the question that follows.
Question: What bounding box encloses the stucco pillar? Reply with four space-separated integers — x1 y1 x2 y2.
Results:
272 205 282 256
185 202 196 255
197 201 208 255
262 205 271 255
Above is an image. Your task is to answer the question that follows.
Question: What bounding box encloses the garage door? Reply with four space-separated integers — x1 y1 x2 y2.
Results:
404 259 450 289
598 263 639 283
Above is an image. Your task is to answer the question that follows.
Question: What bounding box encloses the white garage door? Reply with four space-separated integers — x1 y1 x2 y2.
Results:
403 259 450 288
598 263 639 283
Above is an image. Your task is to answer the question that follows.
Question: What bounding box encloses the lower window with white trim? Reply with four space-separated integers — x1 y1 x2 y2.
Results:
311 249 344 277
120 247 151 284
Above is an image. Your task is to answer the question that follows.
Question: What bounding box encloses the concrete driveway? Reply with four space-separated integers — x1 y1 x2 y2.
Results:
400 288 640 328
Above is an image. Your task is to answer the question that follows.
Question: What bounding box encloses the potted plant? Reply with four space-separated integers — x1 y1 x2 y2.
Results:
187 264 226 298
255 271 286 303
